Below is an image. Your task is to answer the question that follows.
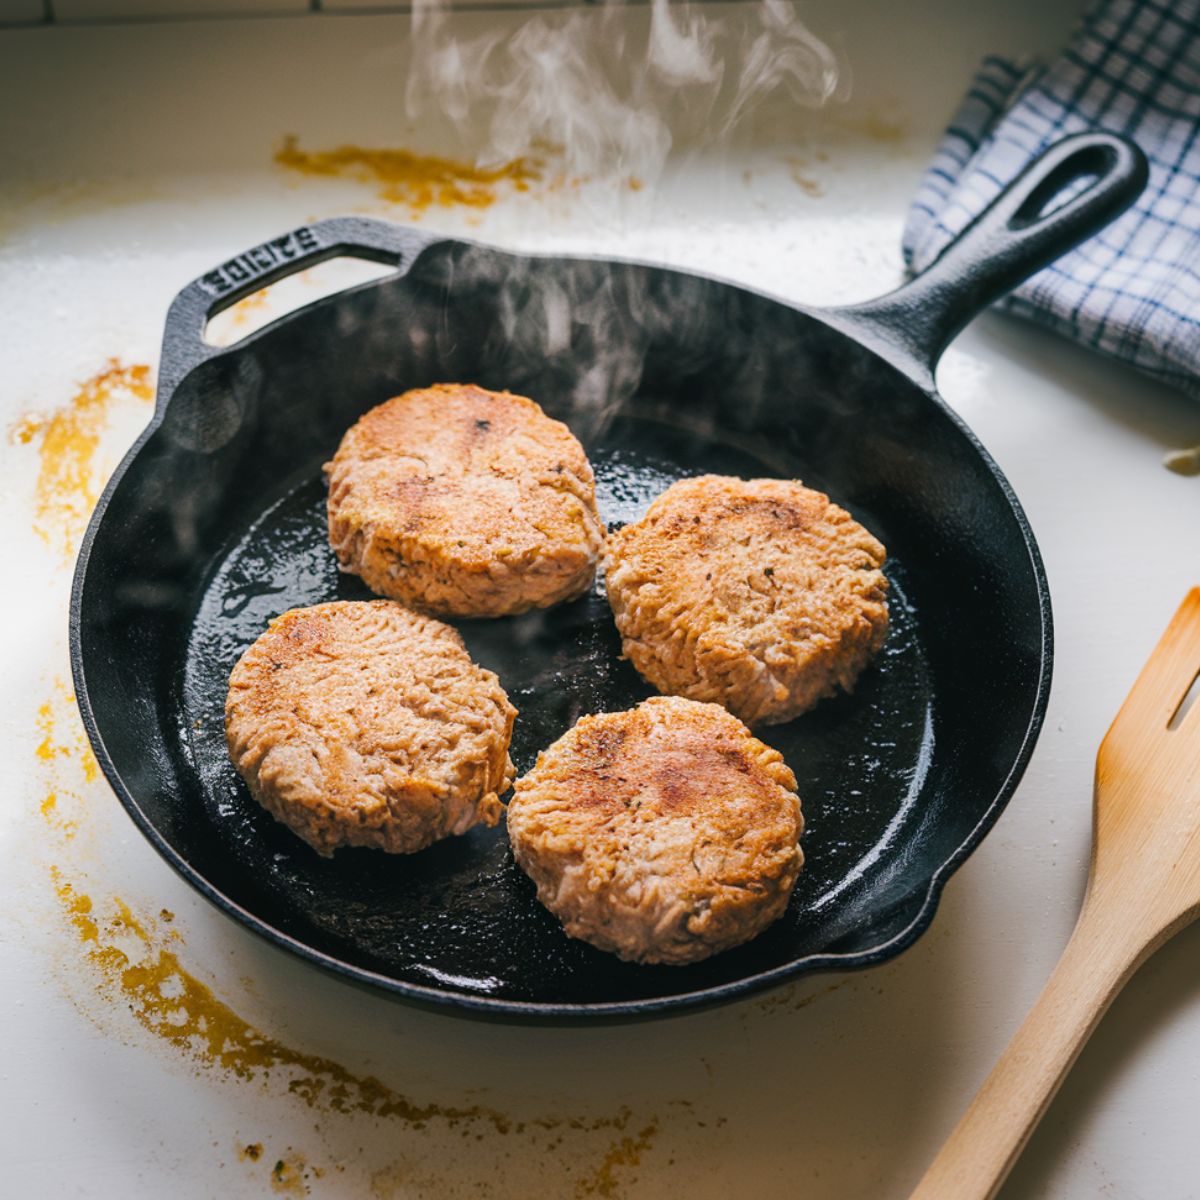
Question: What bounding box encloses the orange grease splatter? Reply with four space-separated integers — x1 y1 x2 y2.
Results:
274 135 543 217
12 360 153 559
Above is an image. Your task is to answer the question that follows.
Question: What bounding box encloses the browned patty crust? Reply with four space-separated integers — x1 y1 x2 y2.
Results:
506 696 804 965
225 600 515 856
326 384 604 617
604 475 889 725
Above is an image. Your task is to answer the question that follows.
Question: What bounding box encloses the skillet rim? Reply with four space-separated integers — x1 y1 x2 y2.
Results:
67 239 1054 1023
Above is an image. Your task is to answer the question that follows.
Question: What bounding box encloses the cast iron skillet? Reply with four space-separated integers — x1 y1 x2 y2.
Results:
70 132 1147 1022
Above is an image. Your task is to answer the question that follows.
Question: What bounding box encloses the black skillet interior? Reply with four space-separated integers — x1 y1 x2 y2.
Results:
72 134 1147 1020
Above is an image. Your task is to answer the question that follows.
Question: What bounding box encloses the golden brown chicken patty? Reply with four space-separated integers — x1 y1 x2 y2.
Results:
506 696 803 965
325 384 604 617
225 600 515 856
604 475 888 725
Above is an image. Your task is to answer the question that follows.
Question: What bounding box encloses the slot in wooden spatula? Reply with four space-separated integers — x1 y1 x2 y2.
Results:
911 588 1200 1200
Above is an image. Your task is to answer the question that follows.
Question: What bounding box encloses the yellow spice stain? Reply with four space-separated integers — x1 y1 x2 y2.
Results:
36 684 666 1197
12 360 153 560
855 112 907 143
36 688 98 781
40 792 78 840
575 1121 661 1198
12 415 41 444
274 135 544 218
227 287 271 327
826 108 908 145
49 864 626 1139
786 161 825 198
269 1152 312 1196
35 700 68 763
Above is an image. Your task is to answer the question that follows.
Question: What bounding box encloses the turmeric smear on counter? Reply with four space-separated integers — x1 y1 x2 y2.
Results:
575 1121 661 1198
38 690 526 1136
37 686 666 1195
50 866 521 1133
36 689 98 782
49 861 662 1184
274 135 543 216
11 360 153 560
268 1152 321 1196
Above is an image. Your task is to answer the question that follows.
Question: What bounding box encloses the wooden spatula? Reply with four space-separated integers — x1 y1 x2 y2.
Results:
911 588 1200 1200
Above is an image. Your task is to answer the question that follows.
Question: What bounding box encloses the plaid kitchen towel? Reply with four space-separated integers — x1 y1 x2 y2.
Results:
903 0 1200 397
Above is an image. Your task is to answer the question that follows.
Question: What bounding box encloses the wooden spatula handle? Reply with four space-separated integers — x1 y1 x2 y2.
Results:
910 891 1149 1200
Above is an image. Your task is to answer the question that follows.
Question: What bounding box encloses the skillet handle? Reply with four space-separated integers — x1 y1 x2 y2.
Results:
826 132 1148 391
157 216 442 399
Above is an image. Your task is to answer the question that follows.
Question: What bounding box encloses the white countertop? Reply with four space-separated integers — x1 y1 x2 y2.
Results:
3 3 1199 1197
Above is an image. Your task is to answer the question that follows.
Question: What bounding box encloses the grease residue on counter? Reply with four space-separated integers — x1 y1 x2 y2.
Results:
11 359 153 559
274 135 544 218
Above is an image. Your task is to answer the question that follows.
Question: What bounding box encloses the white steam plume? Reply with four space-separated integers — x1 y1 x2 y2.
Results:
404 0 845 186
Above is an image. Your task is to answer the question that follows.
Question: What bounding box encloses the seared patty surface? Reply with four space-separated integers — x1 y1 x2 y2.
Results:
507 696 804 965
604 475 888 725
225 600 515 856
326 384 604 617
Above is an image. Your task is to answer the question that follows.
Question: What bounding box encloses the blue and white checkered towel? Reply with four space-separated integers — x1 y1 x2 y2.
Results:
903 0 1200 397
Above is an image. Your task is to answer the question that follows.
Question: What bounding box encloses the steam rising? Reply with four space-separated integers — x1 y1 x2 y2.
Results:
409 243 797 446
394 2 847 441
405 0 844 186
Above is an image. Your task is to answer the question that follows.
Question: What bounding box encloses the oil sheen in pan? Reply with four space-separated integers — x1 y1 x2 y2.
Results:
181 418 934 1004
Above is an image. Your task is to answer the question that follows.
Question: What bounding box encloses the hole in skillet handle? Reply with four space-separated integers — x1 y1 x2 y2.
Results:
822 132 1148 393
156 217 445 402
1009 143 1113 228
205 257 398 348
